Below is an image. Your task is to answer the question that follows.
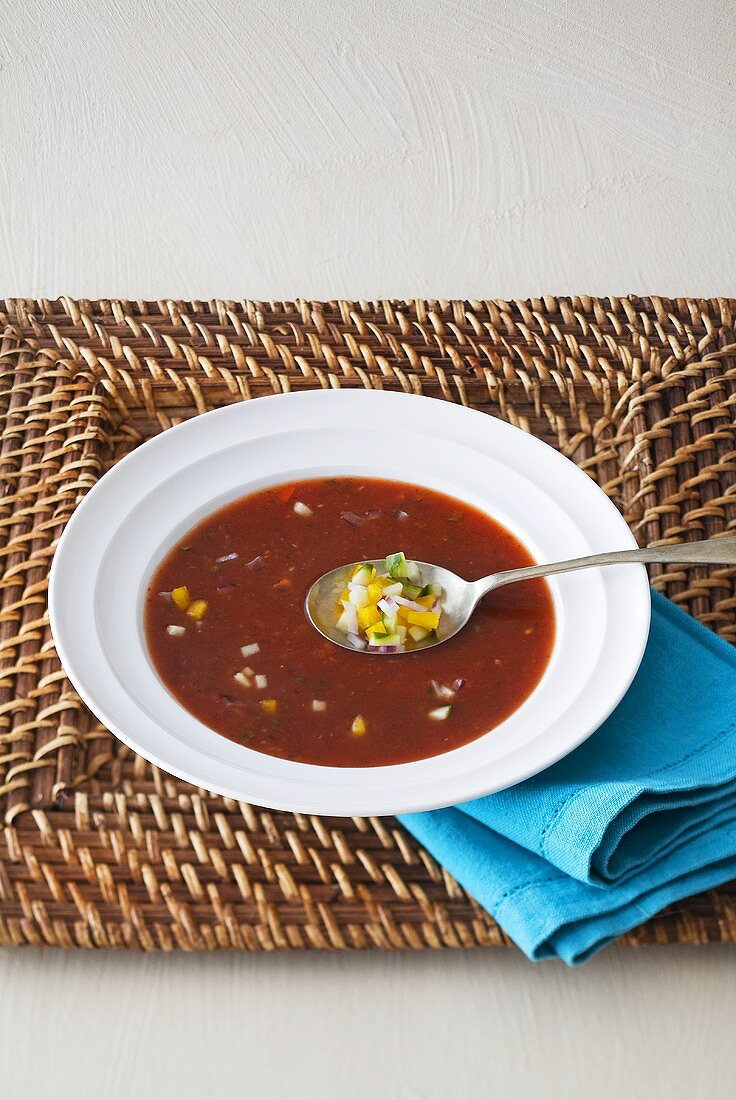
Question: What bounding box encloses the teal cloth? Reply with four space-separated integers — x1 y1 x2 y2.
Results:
399 591 736 964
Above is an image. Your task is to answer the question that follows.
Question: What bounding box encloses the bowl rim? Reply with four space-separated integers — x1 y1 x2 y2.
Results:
49 390 651 814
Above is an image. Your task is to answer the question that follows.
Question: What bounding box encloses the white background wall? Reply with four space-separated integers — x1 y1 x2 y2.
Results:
1 1 735 1097
1 0 734 300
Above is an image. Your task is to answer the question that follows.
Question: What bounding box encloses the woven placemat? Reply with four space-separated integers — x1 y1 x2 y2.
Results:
2 295 736 951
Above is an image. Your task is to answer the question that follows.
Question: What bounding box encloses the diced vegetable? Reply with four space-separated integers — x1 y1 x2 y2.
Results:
260 699 278 714
312 699 327 712
406 610 440 630
429 705 453 720
381 582 403 598
233 671 250 687
293 501 313 517
368 632 401 646
216 553 238 563
334 552 445 653
255 674 268 690
340 511 363 527
166 624 186 636
385 551 407 578
187 599 208 620
241 643 260 658
430 679 455 699
352 563 374 585
350 714 367 735
171 586 191 611
338 603 359 635
393 595 426 613
358 604 382 630
348 586 370 608
400 583 423 600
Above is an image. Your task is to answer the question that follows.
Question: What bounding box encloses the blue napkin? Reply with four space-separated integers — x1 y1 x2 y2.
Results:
399 590 736 964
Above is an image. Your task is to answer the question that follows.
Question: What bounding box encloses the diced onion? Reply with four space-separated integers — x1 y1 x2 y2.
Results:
241 643 260 658
233 671 250 687
342 604 359 634
255 674 268 690
312 699 327 712
166 624 185 636
393 595 427 613
293 501 313 517
396 510 409 521
216 552 238 563
453 678 467 692
246 555 265 570
346 632 368 650
429 705 453 720
381 582 403 597
340 511 363 526
430 679 455 700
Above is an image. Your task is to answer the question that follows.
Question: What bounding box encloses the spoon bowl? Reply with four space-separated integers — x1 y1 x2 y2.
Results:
305 559 474 653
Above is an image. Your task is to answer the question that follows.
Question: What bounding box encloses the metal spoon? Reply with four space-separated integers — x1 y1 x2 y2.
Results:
305 535 736 653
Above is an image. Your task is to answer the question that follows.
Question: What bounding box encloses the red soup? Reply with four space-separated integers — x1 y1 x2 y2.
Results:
145 478 555 766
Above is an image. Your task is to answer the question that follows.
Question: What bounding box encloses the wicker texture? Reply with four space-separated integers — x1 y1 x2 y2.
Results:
1 294 736 951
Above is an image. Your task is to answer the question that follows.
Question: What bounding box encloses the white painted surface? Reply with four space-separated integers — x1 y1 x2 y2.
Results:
2 1 736 1095
1 945 734 1100
0 0 734 299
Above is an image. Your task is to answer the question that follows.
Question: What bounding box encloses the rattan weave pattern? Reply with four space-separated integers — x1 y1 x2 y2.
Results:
1 294 736 951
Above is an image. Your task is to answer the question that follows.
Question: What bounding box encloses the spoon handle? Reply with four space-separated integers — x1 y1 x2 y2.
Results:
477 534 736 595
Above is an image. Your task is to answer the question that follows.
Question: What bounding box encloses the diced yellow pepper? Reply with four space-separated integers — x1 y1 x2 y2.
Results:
365 621 388 638
367 582 382 604
186 598 208 620
171 586 191 611
350 714 367 736
260 699 278 714
406 610 440 630
396 606 410 622
358 604 382 630
340 588 350 602
418 594 436 610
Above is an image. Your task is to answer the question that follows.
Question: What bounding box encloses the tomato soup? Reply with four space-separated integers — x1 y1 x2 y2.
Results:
145 478 555 766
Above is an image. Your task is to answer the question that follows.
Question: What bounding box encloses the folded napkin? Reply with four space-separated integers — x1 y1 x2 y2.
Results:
399 590 736 964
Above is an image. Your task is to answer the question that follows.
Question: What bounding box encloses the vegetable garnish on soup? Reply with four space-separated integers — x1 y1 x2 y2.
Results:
145 477 555 767
336 553 444 652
